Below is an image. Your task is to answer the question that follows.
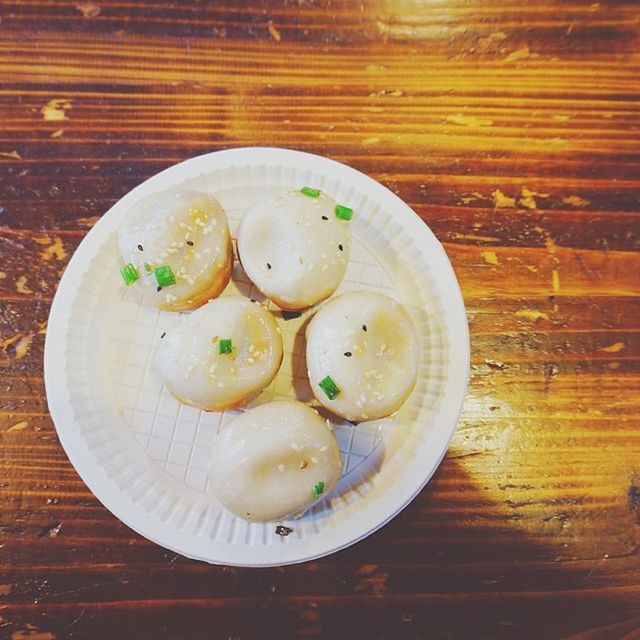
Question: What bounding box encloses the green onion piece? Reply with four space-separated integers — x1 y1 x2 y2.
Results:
300 186 321 198
219 338 233 355
154 265 176 287
335 204 353 221
319 375 340 400
312 481 325 499
120 263 139 286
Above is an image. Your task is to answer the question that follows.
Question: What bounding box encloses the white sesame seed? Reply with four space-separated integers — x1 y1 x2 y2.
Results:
278 464 285 473
311 456 318 464
290 444 301 451
320 445 328 451
321 264 328 272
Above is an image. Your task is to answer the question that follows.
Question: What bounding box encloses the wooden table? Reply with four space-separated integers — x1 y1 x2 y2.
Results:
1 1 639 638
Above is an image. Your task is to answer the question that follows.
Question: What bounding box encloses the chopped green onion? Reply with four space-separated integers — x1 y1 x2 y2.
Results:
219 338 233 355
335 204 353 220
154 265 176 287
300 186 321 198
120 263 139 286
319 375 340 400
312 481 325 499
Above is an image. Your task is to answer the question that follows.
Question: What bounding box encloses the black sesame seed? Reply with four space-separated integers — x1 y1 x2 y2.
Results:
157 286 162 292
275 525 293 537
321 215 329 220
344 351 352 357
137 244 143 252
338 244 343 251
282 310 302 321
160 332 166 339
186 240 194 246
362 324 367 332
266 263 272 270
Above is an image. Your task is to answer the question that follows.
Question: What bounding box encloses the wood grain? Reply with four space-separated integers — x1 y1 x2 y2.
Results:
1 1 639 638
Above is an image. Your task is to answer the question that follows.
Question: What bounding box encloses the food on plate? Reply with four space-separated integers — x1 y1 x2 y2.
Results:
118 188 232 310
208 400 343 522
236 187 352 310
306 291 419 421
155 296 283 411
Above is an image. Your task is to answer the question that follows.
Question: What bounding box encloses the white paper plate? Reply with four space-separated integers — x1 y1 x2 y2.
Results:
44 147 469 567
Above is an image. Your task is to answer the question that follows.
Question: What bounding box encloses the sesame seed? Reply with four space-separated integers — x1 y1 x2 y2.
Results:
266 263 272 270
344 352 352 357
338 244 343 251
278 464 285 473
362 324 368 332
187 240 194 246
320 445 328 452
290 444 301 451
137 244 143 252
321 215 328 220
321 264 328 272
157 286 162 292
311 456 318 464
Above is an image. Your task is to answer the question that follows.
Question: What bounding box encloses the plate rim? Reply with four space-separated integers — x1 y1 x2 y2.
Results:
44 146 470 567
